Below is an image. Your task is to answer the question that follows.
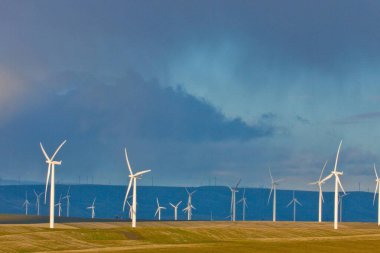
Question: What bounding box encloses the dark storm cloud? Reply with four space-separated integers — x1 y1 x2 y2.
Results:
0 71 275 183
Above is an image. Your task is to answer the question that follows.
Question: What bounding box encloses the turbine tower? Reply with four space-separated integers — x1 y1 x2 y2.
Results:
87 198 96 219
122 148 151 228
321 140 345 230
229 179 241 222
309 161 328 223
286 191 302 222
237 188 248 221
62 186 71 217
268 168 283 222
55 194 63 217
23 192 30 216
155 198 166 220
169 201 182 221
374 164 380 226
40 140 66 229
33 190 43 216
183 188 196 221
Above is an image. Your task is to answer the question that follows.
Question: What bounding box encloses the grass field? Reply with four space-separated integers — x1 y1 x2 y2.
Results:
1 215 380 252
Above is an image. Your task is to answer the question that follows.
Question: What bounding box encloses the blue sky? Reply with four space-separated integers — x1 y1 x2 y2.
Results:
1 0 380 190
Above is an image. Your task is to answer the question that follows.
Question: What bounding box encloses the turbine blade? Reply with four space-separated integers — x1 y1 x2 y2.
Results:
235 179 242 188
295 199 302 206
320 186 325 203
337 176 346 194
44 163 51 204
40 142 50 160
375 164 379 180
269 168 273 182
134 170 151 177
374 182 379 206
321 173 333 183
51 140 66 160
177 201 182 206
319 160 328 181
169 203 175 208
124 148 133 175
122 177 133 212
155 209 159 216
267 186 273 205
286 200 293 207
333 140 343 172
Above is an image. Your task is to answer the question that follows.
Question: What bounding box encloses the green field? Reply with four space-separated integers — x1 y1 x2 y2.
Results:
1 215 380 252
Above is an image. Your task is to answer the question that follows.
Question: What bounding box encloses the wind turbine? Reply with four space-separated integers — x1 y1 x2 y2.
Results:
33 190 43 216
169 201 182 221
40 140 66 229
286 191 302 222
237 188 248 221
55 194 63 217
229 179 241 222
155 198 166 221
62 186 71 217
309 161 328 223
122 148 151 228
183 188 196 221
23 192 30 216
321 140 345 230
87 198 96 219
374 163 380 226
338 193 349 222
268 168 283 222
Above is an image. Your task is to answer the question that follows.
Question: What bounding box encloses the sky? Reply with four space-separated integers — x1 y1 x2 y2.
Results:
1 0 380 190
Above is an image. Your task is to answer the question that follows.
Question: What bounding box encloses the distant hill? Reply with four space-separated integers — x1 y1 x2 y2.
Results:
0 185 377 222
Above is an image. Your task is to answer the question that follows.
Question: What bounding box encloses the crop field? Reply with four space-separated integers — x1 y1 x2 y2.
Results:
1 215 380 252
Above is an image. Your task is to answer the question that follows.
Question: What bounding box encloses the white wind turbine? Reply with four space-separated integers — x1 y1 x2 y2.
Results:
87 198 96 219
286 191 302 222
374 163 380 226
40 140 66 229
321 140 345 230
155 198 166 221
268 168 283 222
55 194 63 217
237 188 248 221
183 188 196 221
338 192 349 222
23 192 30 216
122 148 151 228
309 161 328 223
169 201 182 221
33 190 43 216
229 179 241 222
62 186 71 217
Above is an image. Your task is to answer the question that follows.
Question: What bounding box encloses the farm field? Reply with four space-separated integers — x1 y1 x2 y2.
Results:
1 215 380 252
